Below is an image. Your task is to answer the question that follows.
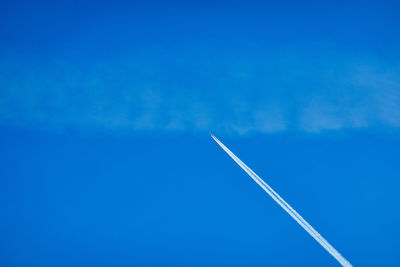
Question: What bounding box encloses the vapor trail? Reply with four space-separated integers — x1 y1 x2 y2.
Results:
211 134 352 267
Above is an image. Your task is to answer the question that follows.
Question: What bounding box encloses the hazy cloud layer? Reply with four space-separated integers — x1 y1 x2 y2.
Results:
1 1 400 135
0 47 399 135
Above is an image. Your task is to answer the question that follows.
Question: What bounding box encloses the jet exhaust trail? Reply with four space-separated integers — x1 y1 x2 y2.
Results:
211 134 352 267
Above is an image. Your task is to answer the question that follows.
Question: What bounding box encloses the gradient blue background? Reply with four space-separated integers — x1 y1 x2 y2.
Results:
1 1 400 266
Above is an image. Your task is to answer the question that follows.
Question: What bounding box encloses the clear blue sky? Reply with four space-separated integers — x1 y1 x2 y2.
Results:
0 1 399 266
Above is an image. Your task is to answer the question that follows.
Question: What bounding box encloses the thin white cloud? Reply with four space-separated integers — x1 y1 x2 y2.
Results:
0 52 399 135
299 63 400 132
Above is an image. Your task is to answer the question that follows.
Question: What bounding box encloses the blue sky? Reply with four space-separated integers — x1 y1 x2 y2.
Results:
0 0 399 266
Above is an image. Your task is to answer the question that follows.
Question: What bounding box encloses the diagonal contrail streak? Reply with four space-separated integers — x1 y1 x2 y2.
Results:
211 134 352 267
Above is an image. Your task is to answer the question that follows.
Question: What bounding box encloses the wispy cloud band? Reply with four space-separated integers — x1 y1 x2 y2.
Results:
0 49 399 135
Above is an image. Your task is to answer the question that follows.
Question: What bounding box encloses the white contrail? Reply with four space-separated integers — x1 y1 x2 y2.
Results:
211 134 352 267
